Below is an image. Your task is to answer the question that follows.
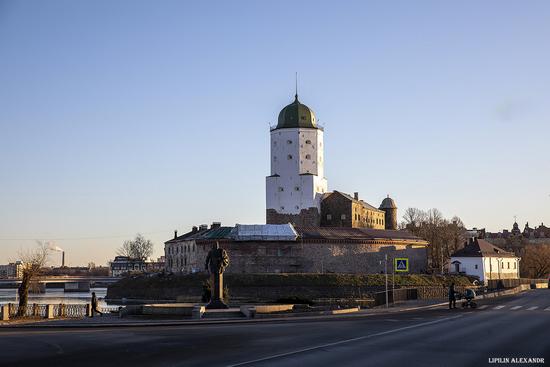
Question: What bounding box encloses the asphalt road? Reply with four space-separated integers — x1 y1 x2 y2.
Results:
1 290 549 367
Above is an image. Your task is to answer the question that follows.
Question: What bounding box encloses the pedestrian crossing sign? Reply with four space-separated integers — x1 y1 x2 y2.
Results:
394 258 409 272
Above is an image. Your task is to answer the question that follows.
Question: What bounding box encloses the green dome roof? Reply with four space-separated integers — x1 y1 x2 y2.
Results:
276 94 318 129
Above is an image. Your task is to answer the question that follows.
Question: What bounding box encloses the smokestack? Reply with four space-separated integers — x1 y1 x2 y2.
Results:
354 192 359 200
62 251 65 267
199 224 208 231
174 230 178 239
211 222 221 229
192 226 198 233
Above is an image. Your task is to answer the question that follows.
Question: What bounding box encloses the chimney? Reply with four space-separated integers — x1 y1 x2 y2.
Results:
192 226 198 233
211 222 221 229
62 251 65 267
354 192 359 200
199 224 208 231
174 230 178 239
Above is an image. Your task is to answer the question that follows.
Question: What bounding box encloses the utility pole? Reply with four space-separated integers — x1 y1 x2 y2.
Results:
385 254 388 308
392 257 395 306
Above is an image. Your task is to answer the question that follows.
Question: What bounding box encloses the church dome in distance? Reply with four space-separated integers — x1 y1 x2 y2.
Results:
276 94 318 129
379 196 397 209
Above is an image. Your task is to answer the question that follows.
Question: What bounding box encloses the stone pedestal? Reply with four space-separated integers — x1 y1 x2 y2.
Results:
206 273 228 309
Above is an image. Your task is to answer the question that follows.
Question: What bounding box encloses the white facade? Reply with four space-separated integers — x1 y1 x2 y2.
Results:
450 256 520 284
266 127 328 214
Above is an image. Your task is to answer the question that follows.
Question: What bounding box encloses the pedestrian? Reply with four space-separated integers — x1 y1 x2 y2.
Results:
91 292 103 317
449 282 456 309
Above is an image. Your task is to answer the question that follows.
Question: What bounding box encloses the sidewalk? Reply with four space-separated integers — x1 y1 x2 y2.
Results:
0 298 452 329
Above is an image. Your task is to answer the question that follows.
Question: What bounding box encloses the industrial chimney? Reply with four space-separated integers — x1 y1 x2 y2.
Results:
62 251 65 267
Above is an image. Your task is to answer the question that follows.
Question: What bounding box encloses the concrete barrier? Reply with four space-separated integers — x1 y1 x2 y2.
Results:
141 303 197 316
240 304 295 318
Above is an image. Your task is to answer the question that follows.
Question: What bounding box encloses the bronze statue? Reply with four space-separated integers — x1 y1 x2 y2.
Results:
204 242 229 309
205 242 229 275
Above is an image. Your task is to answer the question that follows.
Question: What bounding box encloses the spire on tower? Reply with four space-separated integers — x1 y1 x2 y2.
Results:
295 72 298 100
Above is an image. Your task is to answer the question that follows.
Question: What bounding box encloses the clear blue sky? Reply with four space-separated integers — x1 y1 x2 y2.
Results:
1 0 549 266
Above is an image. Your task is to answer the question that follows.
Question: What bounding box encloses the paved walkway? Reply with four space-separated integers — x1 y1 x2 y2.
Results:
1 298 450 328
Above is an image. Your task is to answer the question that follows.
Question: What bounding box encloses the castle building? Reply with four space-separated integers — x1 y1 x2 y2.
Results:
165 92 429 275
266 94 328 226
266 94 398 228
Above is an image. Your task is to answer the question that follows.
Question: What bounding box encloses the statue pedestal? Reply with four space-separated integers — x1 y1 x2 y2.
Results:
206 273 228 309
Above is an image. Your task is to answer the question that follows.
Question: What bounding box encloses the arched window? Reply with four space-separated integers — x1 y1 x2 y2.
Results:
305 154 311 160
287 154 293 160
305 140 311 144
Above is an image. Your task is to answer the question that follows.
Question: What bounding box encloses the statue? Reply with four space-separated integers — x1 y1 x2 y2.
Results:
204 242 229 309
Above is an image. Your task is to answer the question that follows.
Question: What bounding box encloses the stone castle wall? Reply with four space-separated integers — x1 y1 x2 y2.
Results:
193 239 428 274
266 207 320 226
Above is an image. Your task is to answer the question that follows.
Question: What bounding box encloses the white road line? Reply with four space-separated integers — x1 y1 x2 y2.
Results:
510 306 523 310
545 307 550 311
477 305 488 310
527 306 539 311
494 305 505 310
226 315 464 367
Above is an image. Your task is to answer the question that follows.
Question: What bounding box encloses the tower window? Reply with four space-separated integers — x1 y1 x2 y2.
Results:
305 140 311 144
273 156 277 161
287 140 292 144
280 206 285 210
287 155 293 160
294 187 300 191
295 206 299 210
278 187 284 192
327 214 332 220
341 214 346 220
305 154 311 160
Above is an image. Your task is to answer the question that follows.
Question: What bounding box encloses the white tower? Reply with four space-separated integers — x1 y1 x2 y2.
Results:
266 94 328 226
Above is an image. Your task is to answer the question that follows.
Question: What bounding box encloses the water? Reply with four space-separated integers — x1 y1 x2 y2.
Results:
0 287 117 308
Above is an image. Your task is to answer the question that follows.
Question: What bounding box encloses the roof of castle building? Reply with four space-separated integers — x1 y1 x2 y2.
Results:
295 226 427 243
275 94 319 130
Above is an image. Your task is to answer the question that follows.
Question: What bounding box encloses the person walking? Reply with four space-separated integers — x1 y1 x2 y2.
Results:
91 292 103 317
448 282 457 309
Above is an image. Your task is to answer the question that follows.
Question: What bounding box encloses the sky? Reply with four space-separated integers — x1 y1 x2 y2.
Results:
0 0 549 266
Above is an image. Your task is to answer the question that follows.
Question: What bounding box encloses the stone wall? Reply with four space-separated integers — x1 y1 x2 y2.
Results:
192 239 428 274
266 207 320 226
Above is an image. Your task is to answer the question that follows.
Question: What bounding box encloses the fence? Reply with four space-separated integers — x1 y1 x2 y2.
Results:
487 278 548 290
2 303 119 319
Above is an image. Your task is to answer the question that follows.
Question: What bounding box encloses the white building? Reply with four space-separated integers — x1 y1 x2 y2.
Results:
449 238 520 284
266 94 328 225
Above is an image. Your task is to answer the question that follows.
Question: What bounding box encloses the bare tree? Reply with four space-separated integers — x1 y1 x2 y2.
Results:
17 243 49 316
401 208 466 274
117 234 154 261
521 244 550 278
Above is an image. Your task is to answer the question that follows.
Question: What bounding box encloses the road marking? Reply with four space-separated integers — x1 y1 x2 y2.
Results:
494 305 505 310
477 305 488 310
527 306 538 311
510 306 523 310
545 307 550 311
226 315 464 367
